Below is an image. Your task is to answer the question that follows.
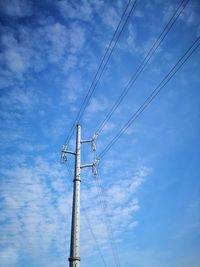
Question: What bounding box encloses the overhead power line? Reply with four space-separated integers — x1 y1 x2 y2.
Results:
93 173 121 267
82 210 108 267
98 35 200 159
67 159 120 267
95 0 190 135
67 160 119 267
65 0 138 145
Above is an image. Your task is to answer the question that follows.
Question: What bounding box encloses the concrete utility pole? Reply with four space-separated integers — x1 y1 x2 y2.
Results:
61 124 98 267
69 124 81 267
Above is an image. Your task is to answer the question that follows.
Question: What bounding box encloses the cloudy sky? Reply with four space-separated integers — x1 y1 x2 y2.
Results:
0 0 200 267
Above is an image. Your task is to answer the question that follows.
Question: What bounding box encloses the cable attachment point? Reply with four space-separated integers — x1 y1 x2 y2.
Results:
91 133 98 151
92 159 100 175
61 144 68 162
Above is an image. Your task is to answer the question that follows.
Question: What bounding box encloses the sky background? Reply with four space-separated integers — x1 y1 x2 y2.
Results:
0 0 200 267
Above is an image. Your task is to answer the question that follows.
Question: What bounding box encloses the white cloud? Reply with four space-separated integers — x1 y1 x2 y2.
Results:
69 24 86 53
0 87 39 113
0 0 32 18
162 1 200 27
81 165 149 248
0 248 18 267
0 16 91 93
118 23 144 56
61 72 83 104
86 98 107 113
101 121 116 132
0 153 149 265
0 157 70 263
102 6 119 30
56 0 94 22
4 48 26 73
39 22 69 64
0 21 69 80
128 220 138 229
162 4 175 23
63 54 78 72
18 142 47 152
179 2 199 26
1 31 31 77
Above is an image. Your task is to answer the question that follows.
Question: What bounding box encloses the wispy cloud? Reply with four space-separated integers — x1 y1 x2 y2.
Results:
0 0 33 18
55 0 95 22
86 97 108 114
0 152 149 266
0 157 69 264
0 247 19 267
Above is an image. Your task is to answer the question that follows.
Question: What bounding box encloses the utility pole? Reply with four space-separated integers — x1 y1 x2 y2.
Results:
61 124 98 267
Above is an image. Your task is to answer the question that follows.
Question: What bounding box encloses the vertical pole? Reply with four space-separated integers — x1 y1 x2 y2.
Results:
69 124 81 267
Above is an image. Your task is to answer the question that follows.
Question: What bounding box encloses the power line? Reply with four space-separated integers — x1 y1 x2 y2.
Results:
82 209 108 267
93 173 121 267
95 0 190 135
98 35 200 159
67 160 120 267
65 0 138 145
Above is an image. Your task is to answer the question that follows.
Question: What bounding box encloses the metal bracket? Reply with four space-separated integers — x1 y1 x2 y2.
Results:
80 164 93 169
80 159 99 175
81 139 92 143
80 133 98 151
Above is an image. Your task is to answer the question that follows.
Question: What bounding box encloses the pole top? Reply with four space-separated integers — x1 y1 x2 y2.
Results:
76 123 81 127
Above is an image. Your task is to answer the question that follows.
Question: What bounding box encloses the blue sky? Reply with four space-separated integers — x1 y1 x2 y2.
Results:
0 0 200 267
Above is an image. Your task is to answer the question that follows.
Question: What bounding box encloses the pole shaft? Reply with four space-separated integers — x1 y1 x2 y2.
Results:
69 124 81 267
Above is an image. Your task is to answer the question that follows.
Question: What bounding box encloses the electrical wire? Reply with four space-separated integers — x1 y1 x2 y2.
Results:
98 35 200 159
91 146 121 267
95 0 190 135
93 172 121 267
65 0 138 145
82 209 108 267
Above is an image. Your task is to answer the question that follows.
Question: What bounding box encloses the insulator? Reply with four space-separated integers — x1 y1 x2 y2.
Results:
92 159 99 175
62 144 67 151
61 144 68 162
91 134 98 151
93 159 100 165
91 140 96 151
92 165 97 175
